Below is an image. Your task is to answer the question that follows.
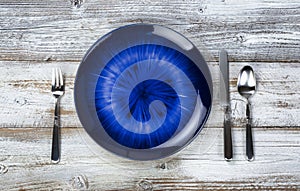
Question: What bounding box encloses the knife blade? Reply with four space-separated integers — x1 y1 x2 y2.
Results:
219 49 233 161
220 49 229 106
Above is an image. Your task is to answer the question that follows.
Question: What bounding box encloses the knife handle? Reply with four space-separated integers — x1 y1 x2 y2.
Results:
224 107 233 161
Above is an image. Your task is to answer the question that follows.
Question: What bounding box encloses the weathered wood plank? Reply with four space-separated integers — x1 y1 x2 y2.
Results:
0 127 299 190
0 61 79 128
0 0 299 62
0 61 299 128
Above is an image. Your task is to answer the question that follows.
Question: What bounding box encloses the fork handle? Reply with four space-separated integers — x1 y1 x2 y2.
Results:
51 98 60 163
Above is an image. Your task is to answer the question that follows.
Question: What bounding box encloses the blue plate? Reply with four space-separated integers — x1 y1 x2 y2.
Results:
74 24 213 160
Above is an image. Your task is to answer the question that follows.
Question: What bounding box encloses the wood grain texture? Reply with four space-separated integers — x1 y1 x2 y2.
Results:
0 61 299 127
0 127 299 190
0 0 299 127
0 0 300 190
0 0 299 62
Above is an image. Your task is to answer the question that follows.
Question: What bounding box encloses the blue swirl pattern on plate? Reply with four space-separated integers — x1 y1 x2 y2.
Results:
95 44 211 149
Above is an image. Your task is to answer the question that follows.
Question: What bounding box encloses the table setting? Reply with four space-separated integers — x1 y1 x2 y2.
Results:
0 0 299 190
49 24 257 163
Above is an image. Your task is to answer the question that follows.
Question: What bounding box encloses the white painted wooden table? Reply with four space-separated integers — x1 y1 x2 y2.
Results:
0 0 299 190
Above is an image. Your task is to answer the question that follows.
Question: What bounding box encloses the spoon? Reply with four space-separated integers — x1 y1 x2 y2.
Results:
237 65 256 161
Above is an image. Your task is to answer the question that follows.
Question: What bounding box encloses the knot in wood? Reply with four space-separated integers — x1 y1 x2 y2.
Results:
137 179 153 191
70 175 88 189
0 164 8 175
70 0 83 8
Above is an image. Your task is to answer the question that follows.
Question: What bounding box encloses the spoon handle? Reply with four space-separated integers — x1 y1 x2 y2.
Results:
246 103 254 161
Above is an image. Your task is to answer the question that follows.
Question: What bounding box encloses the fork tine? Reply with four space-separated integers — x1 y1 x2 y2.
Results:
58 68 63 87
55 68 59 88
52 68 55 86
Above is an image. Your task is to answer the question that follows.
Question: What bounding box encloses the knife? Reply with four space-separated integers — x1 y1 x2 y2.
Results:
219 49 233 161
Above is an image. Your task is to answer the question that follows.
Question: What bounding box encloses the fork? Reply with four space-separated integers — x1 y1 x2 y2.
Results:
51 68 64 163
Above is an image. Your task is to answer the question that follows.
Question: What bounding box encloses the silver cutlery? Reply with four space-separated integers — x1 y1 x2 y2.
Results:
237 65 256 161
51 68 65 163
219 50 233 161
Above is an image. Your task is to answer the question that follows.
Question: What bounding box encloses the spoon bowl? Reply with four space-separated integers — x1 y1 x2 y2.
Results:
237 65 256 99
